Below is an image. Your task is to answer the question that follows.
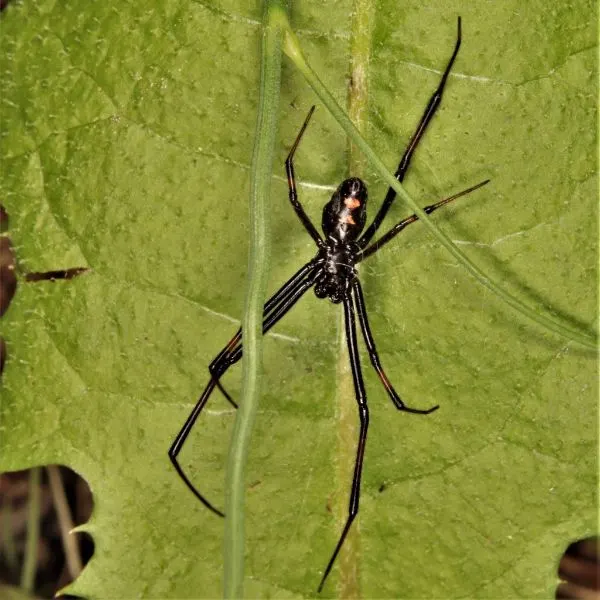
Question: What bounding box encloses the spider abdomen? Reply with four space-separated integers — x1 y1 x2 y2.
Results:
322 177 368 242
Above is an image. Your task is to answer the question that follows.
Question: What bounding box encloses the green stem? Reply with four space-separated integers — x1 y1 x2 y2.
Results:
282 28 597 350
20 467 40 593
223 1 288 598
47 465 82 579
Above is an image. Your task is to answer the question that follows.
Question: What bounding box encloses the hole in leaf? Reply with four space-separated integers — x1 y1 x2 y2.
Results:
0 205 8 233
0 236 17 318
24 268 90 283
0 203 89 378
0 465 94 598
0 338 6 375
556 536 599 599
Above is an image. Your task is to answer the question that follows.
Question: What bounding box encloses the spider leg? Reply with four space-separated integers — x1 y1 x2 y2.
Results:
352 279 438 414
168 264 320 514
359 17 462 249
286 106 325 248
358 179 490 262
209 260 319 406
169 377 225 516
223 267 320 367
318 293 369 593
212 261 322 377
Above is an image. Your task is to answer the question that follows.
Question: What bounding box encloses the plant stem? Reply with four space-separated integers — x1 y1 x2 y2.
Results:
282 28 597 351
223 1 288 598
47 465 82 579
20 467 40 593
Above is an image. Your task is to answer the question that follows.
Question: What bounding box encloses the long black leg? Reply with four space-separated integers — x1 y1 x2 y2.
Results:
169 377 225 516
352 279 438 414
213 260 323 371
168 265 320 513
358 179 490 262
286 106 325 248
209 260 319 405
358 17 462 249
217 267 321 369
318 293 369 593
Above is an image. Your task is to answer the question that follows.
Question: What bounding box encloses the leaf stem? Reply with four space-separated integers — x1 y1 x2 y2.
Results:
282 28 597 350
223 1 288 598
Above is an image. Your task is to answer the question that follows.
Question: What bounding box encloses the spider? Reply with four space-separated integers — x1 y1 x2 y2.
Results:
169 17 489 592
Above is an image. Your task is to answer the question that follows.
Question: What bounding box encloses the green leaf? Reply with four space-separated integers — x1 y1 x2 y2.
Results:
0 1 596 599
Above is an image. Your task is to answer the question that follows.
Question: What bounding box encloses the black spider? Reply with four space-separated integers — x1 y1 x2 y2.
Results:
169 17 489 592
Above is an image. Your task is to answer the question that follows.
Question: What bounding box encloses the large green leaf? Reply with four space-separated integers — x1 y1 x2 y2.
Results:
0 1 596 598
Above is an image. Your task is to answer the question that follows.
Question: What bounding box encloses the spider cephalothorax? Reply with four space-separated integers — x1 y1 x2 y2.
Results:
313 241 358 304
